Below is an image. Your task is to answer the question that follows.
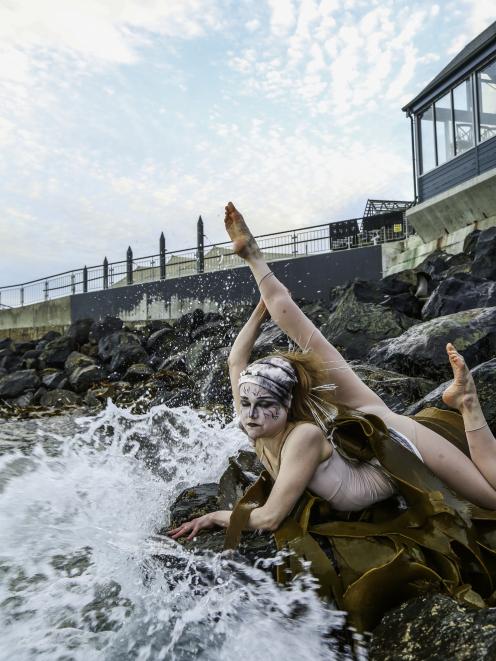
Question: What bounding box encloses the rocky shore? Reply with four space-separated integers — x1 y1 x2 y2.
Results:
2 226 496 656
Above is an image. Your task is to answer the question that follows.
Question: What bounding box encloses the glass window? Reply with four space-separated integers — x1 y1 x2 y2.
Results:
478 58 496 142
420 106 435 173
453 79 474 154
435 91 454 164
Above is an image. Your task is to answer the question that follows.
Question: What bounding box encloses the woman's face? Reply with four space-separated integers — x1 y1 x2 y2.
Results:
239 383 288 440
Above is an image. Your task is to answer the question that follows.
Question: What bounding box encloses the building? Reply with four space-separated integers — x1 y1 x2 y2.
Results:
401 21 496 243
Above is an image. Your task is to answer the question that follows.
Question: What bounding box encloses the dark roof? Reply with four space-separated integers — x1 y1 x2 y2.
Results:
402 20 496 112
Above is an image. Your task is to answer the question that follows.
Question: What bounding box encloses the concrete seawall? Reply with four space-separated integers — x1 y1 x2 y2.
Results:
0 247 382 340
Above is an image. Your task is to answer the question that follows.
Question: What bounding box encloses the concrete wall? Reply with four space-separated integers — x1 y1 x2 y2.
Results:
0 247 382 339
383 214 496 276
407 166 496 243
0 296 71 340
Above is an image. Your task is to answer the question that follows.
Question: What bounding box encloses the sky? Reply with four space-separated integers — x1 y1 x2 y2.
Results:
1 0 495 286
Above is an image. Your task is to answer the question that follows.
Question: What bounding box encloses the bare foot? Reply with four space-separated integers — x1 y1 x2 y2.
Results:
224 202 261 259
442 343 478 412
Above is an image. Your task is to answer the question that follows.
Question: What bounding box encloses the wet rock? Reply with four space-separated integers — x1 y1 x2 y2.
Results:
369 593 496 660
109 345 148 373
98 330 142 362
69 364 104 393
422 273 496 320
190 320 228 343
13 391 35 407
0 349 22 372
40 336 75 368
84 390 103 409
463 229 481 258
40 330 61 343
13 340 37 354
158 353 188 373
80 342 99 359
218 450 263 510
40 389 81 407
170 483 221 529
32 386 48 405
320 281 419 360
144 320 172 335
174 308 205 337
158 388 198 408
65 351 96 372
350 362 437 413
21 349 42 370
0 367 7 378
89 316 124 342
66 318 93 346
405 358 496 433
0 338 13 351
124 363 154 382
472 226 496 280
368 307 496 381
41 369 68 390
147 327 187 364
0 369 40 399
252 320 291 357
199 347 232 409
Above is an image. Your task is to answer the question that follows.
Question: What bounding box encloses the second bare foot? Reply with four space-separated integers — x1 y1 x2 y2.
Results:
224 202 262 259
442 343 478 412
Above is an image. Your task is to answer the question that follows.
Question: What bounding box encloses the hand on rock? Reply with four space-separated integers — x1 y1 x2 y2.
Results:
168 513 216 541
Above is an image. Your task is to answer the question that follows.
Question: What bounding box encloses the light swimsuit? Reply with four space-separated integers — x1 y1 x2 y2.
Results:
255 422 424 512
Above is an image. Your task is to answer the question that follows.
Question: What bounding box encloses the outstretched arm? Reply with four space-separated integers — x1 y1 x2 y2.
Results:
224 202 388 411
228 298 268 416
167 423 325 540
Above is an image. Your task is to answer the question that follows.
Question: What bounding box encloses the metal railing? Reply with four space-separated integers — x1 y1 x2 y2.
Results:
0 215 413 309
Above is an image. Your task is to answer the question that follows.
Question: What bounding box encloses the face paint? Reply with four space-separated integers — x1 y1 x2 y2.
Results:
239 383 288 439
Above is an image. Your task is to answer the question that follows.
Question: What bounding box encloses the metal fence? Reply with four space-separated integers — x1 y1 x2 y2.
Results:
0 214 412 309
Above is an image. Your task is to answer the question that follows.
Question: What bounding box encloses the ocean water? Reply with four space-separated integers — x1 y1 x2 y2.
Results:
0 401 353 660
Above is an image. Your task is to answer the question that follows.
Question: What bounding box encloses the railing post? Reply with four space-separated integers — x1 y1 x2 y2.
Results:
160 232 166 280
103 257 109 290
20 286 24 307
83 266 88 293
292 232 297 256
328 223 333 251
44 280 49 301
71 273 76 295
197 215 204 273
127 246 133 285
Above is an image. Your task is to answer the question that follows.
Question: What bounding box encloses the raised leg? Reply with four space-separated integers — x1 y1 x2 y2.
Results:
442 343 496 489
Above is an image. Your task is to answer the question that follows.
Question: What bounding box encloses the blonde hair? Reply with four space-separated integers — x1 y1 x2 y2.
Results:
267 350 338 430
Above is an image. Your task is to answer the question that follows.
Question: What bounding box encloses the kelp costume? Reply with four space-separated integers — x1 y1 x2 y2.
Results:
224 405 496 632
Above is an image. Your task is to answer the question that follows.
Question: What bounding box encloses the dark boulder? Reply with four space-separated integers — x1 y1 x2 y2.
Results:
89 316 123 342
405 358 496 433
199 347 232 409
143 320 172 336
40 336 75 368
40 389 81 407
13 391 35 407
124 363 154 382
472 226 496 280
13 340 37 354
109 345 148 372
64 351 96 372
40 330 61 343
41 369 68 390
69 364 104 393
0 338 13 351
422 273 496 320
66 318 93 346
320 281 419 360
218 450 263 510
0 369 40 398
369 593 496 660
169 483 221 529
463 229 481 258
368 307 496 381
158 353 188 373
98 330 142 361
156 388 198 408
252 320 290 358
173 309 205 337
350 362 436 413
147 327 187 364
0 349 22 372
21 349 42 369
